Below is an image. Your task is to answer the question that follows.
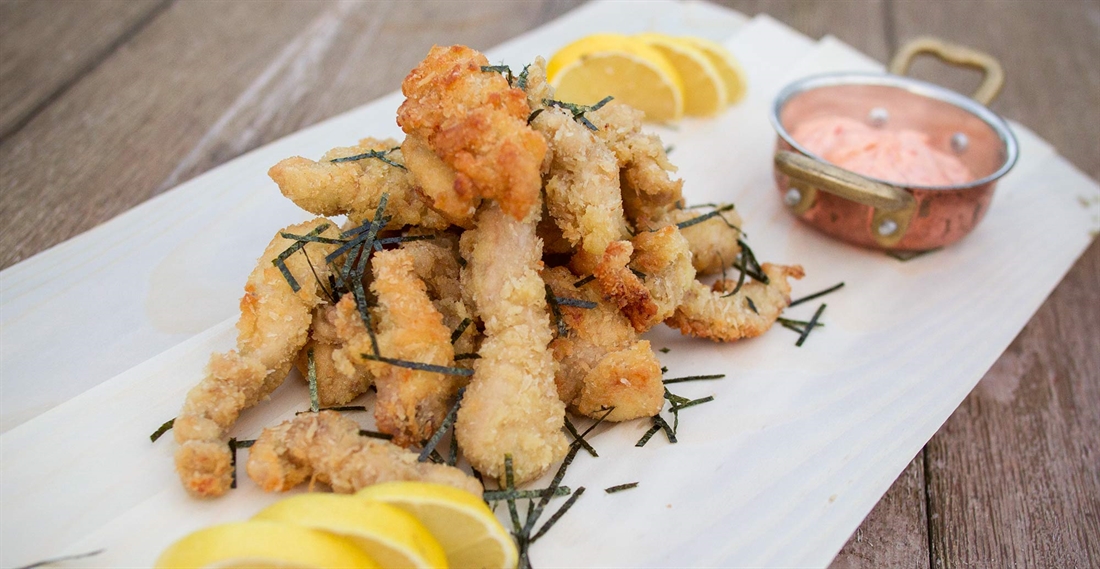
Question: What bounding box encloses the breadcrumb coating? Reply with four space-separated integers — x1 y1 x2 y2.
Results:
455 203 568 484
666 263 805 342
594 226 695 332
649 207 744 276
294 305 373 408
174 218 339 498
365 249 461 448
268 138 448 229
246 410 482 496
543 267 663 421
397 45 547 223
587 101 683 225
531 106 629 259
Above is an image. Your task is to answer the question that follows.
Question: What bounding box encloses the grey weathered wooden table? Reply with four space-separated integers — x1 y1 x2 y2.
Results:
1 1 1096 566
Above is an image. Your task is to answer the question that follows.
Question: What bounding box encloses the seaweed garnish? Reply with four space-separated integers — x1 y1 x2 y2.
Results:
417 387 465 463
362 354 474 377
330 147 406 170
481 64 516 86
795 303 827 347
543 95 613 131
150 417 175 443
450 317 473 344
604 482 638 494
484 486 571 502
746 297 758 314
554 296 597 309
563 417 598 457
572 275 595 288
545 284 569 337
307 348 319 413
662 374 724 385
789 282 844 308
273 223 332 292
675 204 738 231
358 429 394 440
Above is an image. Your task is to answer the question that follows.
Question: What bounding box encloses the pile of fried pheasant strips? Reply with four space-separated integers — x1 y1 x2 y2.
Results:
171 45 803 499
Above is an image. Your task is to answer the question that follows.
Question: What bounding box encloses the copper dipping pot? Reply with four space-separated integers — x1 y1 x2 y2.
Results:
770 38 1019 251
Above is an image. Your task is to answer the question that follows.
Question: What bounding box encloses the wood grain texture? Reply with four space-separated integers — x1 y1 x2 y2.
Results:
0 0 169 139
0 1 1097 567
890 2 1100 568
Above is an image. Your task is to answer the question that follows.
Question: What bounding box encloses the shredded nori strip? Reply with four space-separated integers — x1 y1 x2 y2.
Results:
543 96 613 131
746 297 758 314
453 353 481 360
526 108 544 124
658 347 671 353
522 444 581 536
235 439 256 448
675 204 737 230
418 387 465 462
484 486 572 502
229 437 239 488
563 417 598 457
279 231 345 245
789 282 845 308
273 223 331 292
554 296 597 309
362 354 474 377
630 268 647 280
672 395 715 411
635 423 662 447
795 303 827 347
516 64 531 90
329 147 406 170
545 284 569 337
604 482 639 494
653 414 677 443
663 374 724 384
307 348 319 413
504 455 522 533
14 549 105 569
150 418 175 442
450 318 473 344
358 429 394 440
572 275 595 288
530 486 586 542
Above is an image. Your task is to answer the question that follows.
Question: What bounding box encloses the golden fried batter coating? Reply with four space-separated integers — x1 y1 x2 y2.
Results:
587 101 683 225
544 267 663 421
397 45 547 223
246 410 482 496
400 234 480 359
365 249 462 448
521 57 554 111
268 138 448 229
174 219 340 498
294 305 373 408
595 226 695 332
666 263 805 342
648 207 743 276
531 106 629 260
455 203 568 484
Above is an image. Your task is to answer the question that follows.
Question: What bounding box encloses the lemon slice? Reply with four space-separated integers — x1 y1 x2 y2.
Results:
676 35 747 105
155 520 378 568
254 493 447 569
634 33 726 116
357 482 518 569
548 33 684 122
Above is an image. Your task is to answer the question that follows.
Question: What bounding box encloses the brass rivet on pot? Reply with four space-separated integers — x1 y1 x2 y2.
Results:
784 188 803 207
950 132 969 153
868 107 889 127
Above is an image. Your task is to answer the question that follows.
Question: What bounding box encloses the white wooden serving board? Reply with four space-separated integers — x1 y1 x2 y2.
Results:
2 1 1098 567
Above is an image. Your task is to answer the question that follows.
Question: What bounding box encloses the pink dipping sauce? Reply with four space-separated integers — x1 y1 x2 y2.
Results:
790 116 974 186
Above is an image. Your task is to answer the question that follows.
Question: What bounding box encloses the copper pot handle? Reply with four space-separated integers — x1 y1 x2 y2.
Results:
775 150 918 247
888 37 1005 105
775 151 914 211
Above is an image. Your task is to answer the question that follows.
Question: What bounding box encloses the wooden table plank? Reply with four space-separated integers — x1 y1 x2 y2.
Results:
889 1 1100 567
0 1 1097 567
0 0 582 271
0 0 169 139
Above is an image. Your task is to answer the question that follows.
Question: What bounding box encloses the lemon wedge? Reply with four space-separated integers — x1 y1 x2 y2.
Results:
357 482 518 569
675 35 747 105
254 493 447 569
548 33 684 122
634 33 726 116
155 520 378 569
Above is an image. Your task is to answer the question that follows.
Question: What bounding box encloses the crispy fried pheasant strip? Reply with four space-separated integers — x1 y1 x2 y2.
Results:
174 219 339 498
667 263 806 342
595 226 695 332
456 203 569 484
364 249 462 447
294 304 373 407
531 106 630 261
647 206 744 276
397 45 547 224
544 267 663 421
400 234 480 359
587 101 684 225
268 138 448 229
246 410 482 496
